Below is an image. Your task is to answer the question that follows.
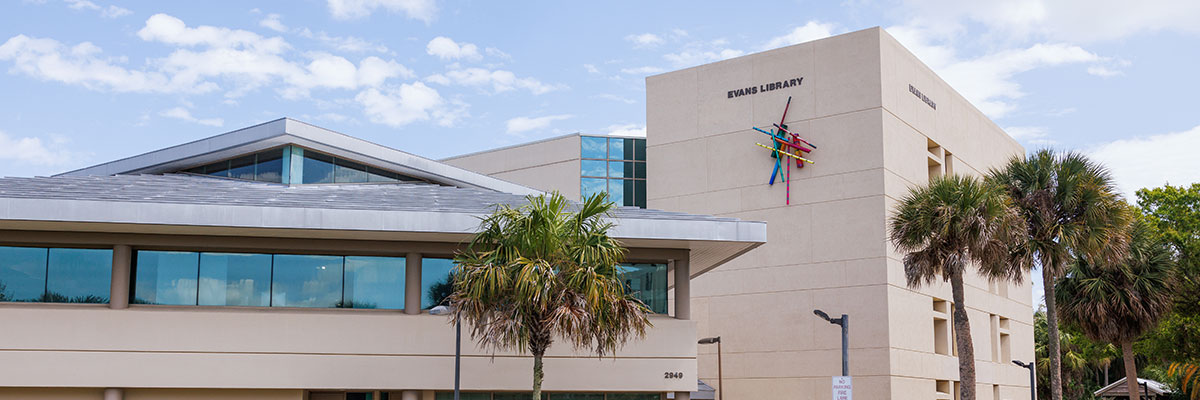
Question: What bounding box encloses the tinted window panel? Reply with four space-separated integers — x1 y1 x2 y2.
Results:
271 254 343 308
421 258 455 309
580 160 606 177
199 253 272 307
435 393 492 400
134 251 199 305
206 160 230 178
334 159 370 183
633 139 646 161
229 155 256 181
343 256 405 309
608 394 659 400
366 167 400 183
255 148 284 183
0 246 47 302
607 161 624 178
635 180 647 208
45 248 112 303
550 394 604 400
619 263 668 313
607 179 625 205
634 162 646 179
580 178 606 199
302 151 335 184
608 138 624 160
623 179 636 207
581 136 606 159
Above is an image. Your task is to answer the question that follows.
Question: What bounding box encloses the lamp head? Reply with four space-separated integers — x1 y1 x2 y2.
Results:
813 309 831 321
1012 360 1029 368
698 336 721 345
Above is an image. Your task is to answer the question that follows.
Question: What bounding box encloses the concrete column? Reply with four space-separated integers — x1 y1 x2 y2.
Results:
674 392 690 400
405 252 422 314
673 255 690 320
401 390 420 400
109 245 132 309
103 388 124 400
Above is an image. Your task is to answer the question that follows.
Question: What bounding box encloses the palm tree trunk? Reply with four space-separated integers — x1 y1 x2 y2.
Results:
1122 340 1140 400
950 269 976 400
1043 266 1064 400
533 351 545 400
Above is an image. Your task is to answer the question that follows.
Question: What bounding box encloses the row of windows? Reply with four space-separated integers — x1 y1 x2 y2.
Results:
582 178 648 209
582 136 646 162
0 246 668 314
183 146 422 185
581 160 646 180
134 251 455 309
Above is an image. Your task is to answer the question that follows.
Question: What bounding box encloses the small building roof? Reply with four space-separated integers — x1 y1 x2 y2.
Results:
1094 377 1172 397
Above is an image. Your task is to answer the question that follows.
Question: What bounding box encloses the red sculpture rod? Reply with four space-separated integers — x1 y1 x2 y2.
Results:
779 96 792 128
771 136 812 153
771 124 818 149
753 127 812 152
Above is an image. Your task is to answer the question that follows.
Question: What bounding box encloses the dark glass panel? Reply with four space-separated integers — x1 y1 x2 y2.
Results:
421 258 455 309
134 251 199 305
581 136 607 159
580 160 606 177
206 160 230 178
580 178 606 199
607 161 624 178
271 254 343 308
0 246 47 302
619 263 668 313
494 393 546 400
608 394 659 400
634 161 646 179
366 166 400 183
343 256 405 309
607 179 625 205
255 148 284 183
633 139 646 161
346 393 370 400
623 162 636 179
435 393 492 400
302 151 335 184
623 179 636 207
334 159 370 183
550 394 604 400
608 138 624 160
623 138 636 160
229 155 256 181
45 248 112 303
198 253 272 307
635 180 647 208
184 166 206 174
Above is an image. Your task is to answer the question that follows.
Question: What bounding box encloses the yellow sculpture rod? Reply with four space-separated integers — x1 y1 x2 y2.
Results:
756 143 815 164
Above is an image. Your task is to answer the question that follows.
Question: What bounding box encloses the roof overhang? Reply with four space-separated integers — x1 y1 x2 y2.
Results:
57 118 540 195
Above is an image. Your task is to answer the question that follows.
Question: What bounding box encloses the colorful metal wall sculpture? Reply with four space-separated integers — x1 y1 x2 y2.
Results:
753 96 816 205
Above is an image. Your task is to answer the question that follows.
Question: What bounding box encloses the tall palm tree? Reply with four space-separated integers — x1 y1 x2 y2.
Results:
889 174 1030 400
450 192 652 400
1057 219 1174 400
988 149 1132 400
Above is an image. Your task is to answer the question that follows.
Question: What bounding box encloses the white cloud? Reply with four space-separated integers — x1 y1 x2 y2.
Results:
484 47 511 60
626 33 665 48
0 129 76 166
762 21 837 50
1003 126 1056 145
606 124 646 137
505 115 572 135
0 34 179 93
426 67 563 95
160 107 224 127
426 36 481 61
138 13 289 53
583 64 600 74
663 45 744 68
259 14 288 33
620 66 665 75
593 94 636 104
1089 124 1200 200
356 82 465 128
63 0 131 18
299 29 389 53
897 0 1200 43
886 24 1103 118
1086 65 1121 77
326 0 437 23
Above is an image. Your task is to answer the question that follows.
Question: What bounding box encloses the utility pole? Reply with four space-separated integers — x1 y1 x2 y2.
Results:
813 310 849 376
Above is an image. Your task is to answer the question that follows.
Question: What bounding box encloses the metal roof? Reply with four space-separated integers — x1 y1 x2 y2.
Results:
1094 377 1172 397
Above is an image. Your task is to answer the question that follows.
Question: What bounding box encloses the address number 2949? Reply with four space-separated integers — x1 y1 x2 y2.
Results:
664 372 684 379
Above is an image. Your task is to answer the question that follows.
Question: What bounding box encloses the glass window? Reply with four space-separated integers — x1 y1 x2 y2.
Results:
494 393 546 400
343 256 405 309
45 248 112 303
634 162 646 179
608 138 624 160
622 179 636 207
271 254 343 308
0 246 48 302
581 178 606 199
619 263 668 314
421 258 456 309
302 151 335 184
608 394 659 400
367 166 400 183
550 394 604 400
435 393 492 400
334 159 371 183
206 160 230 178
134 251 199 305
199 252 272 307
634 180 647 208
607 161 625 178
229 155 257 181
633 139 646 161
255 148 284 183
580 160 606 177
607 179 625 205
581 136 607 159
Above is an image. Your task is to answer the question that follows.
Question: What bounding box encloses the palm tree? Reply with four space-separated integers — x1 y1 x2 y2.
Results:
1057 219 1174 400
988 149 1132 400
889 174 1030 400
450 192 653 400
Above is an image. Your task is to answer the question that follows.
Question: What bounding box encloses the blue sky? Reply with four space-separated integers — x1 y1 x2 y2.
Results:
2 0 1200 305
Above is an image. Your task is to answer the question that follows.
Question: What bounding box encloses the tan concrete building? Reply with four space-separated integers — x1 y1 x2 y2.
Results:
0 119 765 400
447 27 1035 400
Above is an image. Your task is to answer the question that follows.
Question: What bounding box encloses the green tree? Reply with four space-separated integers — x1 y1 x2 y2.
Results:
1137 184 1200 363
450 192 652 400
988 149 1132 400
1057 219 1175 400
889 174 1030 400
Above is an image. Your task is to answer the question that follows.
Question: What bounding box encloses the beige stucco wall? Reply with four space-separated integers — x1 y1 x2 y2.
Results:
443 134 582 199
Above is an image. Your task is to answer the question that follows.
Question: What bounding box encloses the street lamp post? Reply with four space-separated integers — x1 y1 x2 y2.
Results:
1012 360 1036 400
698 337 722 400
431 306 461 400
813 310 849 376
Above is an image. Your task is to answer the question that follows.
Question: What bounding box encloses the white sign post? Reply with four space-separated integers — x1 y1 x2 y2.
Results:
832 376 852 400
